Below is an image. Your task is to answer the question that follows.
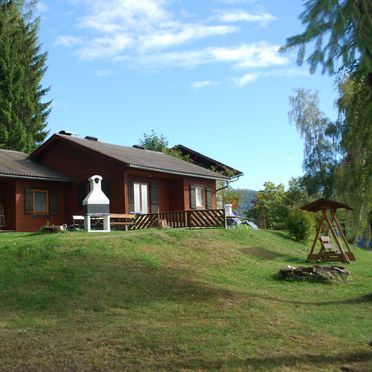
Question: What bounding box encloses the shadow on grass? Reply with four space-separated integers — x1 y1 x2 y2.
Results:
240 291 372 306
240 246 305 264
167 351 372 370
0 239 369 314
0 241 247 314
267 230 295 242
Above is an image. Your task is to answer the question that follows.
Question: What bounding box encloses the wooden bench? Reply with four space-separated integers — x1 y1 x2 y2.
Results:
319 236 336 253
110 213 136 231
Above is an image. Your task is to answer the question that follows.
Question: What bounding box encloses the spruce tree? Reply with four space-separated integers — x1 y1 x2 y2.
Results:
0 0 50 153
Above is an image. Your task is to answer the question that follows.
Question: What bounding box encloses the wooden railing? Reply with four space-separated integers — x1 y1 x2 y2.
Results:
132 209 226 230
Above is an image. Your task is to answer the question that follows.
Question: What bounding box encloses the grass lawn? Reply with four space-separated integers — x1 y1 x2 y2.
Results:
0 228 371 370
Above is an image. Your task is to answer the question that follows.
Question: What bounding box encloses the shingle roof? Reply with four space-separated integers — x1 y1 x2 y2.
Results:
301 198 353 212
0 149 72 182
172 144 243 177
43 134 229 180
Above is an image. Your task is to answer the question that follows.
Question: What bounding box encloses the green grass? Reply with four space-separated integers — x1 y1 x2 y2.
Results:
0 228 371 370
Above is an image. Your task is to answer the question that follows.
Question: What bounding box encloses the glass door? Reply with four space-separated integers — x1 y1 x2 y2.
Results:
133 183 149 214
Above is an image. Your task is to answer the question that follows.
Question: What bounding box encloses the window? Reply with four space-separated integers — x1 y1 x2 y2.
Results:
133 183 149 214
24 188 58 215
33 190 48 214
190 185 213 210
195 186 205 208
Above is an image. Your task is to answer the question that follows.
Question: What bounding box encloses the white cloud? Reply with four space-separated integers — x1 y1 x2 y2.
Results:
55 0 291 78
232 68 310 86
233 73 258 86
191 80 219 89
216 10 276 25
269 68 310 78
78 0 170 34
77 34 133 60
142 43 287 69
56 0 242 61
140 25 236 50
54 36 83 47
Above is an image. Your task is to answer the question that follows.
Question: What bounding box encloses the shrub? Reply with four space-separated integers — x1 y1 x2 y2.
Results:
287 208 315 242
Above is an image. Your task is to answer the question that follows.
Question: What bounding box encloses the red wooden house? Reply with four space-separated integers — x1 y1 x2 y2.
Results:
0 133 232 231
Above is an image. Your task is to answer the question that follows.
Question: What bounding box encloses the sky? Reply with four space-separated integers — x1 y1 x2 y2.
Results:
36 0 339 191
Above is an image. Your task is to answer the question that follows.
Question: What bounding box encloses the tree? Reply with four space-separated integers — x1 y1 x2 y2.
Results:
0 0 50 153
138 130 192 162
281 0 372 89
334 77 372 240
246 182 287 229
285 177 313 207
138 130 168 152
289 88 338 197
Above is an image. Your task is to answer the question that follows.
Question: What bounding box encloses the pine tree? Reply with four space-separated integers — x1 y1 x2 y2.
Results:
0 0 50 153
281 0 372 90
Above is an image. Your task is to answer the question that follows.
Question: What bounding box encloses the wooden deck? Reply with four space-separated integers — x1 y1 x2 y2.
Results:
133 209 226 230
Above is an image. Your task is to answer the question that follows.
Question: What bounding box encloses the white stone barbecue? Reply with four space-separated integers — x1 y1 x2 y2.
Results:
82 175 110 232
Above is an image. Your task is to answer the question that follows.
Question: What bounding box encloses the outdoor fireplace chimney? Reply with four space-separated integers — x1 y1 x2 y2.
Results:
82 175 110 232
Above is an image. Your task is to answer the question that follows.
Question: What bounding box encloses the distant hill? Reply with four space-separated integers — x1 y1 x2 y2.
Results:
234 188 256 217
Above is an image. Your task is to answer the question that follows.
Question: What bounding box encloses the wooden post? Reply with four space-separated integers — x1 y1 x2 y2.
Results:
333 215 356 261
324 213 350 263
307 209 326 262
187 210 192 229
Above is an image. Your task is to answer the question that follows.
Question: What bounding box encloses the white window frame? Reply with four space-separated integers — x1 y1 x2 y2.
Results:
33 190 49 214
133 183 149 214
195 186 205 209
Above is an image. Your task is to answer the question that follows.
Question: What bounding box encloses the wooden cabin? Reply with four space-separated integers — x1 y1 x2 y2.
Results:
0 133 232 232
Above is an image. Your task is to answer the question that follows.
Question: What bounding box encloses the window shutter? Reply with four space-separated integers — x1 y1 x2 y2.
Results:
128 181 134 213
206 187 213 209
24 188 33 214
49 191 58 215
77 182 88 208
190 185 196 209
150 182 159 214
102 178 111 199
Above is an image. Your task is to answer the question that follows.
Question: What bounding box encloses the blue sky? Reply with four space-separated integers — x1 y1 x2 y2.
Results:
36 0 338 191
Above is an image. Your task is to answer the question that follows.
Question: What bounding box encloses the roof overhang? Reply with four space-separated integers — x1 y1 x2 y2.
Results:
0 173 72 182
129 164 229 181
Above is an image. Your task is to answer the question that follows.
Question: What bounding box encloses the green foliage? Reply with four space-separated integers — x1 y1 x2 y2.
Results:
334 77 372 240
139 129 168 152
138 130 192 162
287 208 315 242
281 0 372 83
0 0 50 153
289 89 338 197
220 187 241 206
246 181 288 229
285 177 314 207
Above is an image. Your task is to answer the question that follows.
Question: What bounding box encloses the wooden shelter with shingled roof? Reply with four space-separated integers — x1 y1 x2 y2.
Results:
301 198 356 263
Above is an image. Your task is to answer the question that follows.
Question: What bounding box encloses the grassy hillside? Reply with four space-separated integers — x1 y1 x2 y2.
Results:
0 228 371 370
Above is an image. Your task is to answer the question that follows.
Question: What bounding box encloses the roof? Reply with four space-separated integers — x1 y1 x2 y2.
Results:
0 149 72 182
172 144 243 177
32 134 230 181
301 198 354 212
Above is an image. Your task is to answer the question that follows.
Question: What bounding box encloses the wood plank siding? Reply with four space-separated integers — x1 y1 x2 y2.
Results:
1 135 223 231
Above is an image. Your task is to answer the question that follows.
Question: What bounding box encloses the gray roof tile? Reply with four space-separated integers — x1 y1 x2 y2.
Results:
55 134 229 180
0 149 72 182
